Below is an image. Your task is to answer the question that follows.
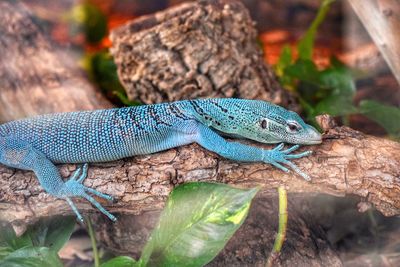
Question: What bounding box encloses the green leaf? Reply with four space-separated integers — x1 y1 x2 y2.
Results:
0 246 63 267
314 93 357 117
359 100 400 138
25 216 75 253
0 217 75 262
0 247 13 260
319 59 356 96
284 59 320 85
275 45 292 76
275 46 295 89
140 182 259 267
84 51 140 106
100 256 138 267
285 57 357 118
297 0 336 60
284 59 322 100
90 51 123 91
0 223 32 260
313 62 357 116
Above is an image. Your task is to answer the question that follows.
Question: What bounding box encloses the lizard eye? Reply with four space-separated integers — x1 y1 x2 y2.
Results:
260 119 268 129
287 122 301 132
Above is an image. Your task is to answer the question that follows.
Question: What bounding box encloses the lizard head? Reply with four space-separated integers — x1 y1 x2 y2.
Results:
251 104 322 145
239 101 322 145
202 99 322 145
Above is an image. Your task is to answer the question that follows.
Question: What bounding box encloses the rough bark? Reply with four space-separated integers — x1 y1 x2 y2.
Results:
110 0 298 111
0 0 112 123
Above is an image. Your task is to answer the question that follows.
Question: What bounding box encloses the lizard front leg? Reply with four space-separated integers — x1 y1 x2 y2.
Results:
0 137 116 222
194 124 313 180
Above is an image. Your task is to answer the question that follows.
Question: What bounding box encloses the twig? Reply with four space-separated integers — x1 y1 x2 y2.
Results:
87 218 100 267
266 186 288 267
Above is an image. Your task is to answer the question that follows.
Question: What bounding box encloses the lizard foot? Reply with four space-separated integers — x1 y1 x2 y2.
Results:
62 163 116 222
264 144 312 181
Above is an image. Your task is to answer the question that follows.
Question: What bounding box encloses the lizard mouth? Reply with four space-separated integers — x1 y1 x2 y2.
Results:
288 128 322 145
298 130 322 145
302 126 323 144
304 138 322 144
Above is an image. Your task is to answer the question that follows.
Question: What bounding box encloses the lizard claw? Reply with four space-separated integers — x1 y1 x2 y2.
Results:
62 164 116 222
265 144 312 181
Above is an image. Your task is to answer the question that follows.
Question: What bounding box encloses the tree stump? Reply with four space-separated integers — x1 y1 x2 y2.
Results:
110 0 297 110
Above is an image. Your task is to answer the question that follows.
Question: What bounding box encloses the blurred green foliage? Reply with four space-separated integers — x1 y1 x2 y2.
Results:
69 2 138 106
0 217 75 267
297 0 336 61
83 50 140 106
70 2 107 44
100 256 138 267
359 100 400 139
274 0 400 139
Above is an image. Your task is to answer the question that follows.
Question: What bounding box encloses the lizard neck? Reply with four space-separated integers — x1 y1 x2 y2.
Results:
178 98 253 135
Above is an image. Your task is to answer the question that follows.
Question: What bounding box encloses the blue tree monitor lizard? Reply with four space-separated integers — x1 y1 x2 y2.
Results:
0 98 322 222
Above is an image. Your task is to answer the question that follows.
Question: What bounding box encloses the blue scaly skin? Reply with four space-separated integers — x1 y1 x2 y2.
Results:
0 98 322 222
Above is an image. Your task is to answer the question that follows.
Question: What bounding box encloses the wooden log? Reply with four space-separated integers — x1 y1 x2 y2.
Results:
0 0 112 122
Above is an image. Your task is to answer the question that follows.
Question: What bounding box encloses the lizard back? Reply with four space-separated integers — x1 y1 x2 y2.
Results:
0 103 195 163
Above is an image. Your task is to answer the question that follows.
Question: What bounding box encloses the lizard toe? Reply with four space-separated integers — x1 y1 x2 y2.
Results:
84 186 114 202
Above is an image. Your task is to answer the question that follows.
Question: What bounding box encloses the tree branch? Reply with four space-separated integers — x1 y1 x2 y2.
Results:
1 117 399 224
